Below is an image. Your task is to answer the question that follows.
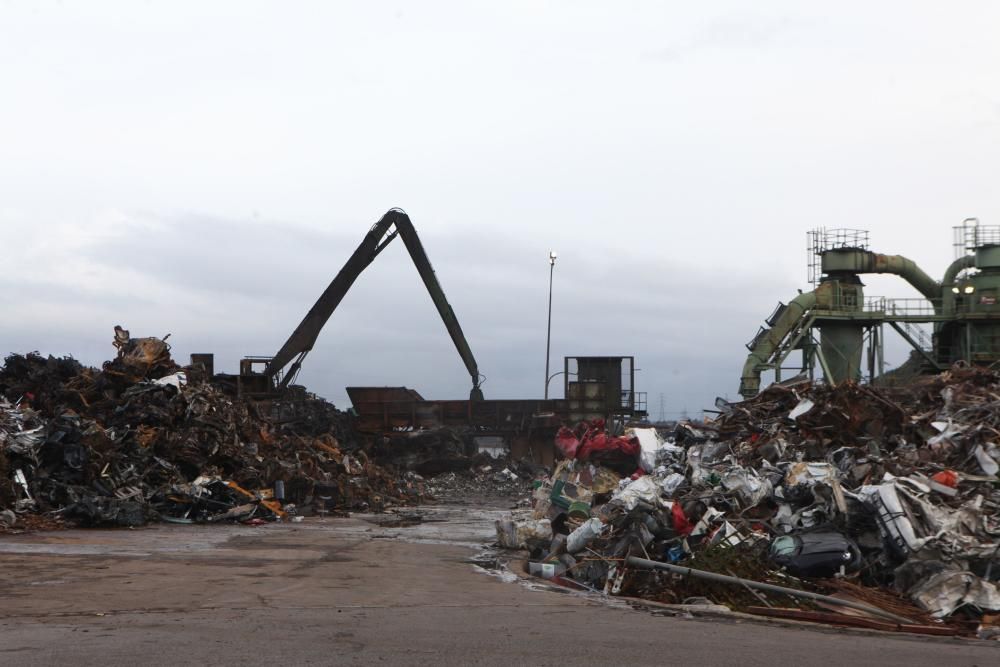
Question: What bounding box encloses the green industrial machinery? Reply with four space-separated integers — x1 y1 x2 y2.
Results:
739 219 1000 398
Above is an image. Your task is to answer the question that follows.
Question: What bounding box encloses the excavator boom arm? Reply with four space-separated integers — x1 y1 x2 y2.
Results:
392 211 483 399
266 209 483 398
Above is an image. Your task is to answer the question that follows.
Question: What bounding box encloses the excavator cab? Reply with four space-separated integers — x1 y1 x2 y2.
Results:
237 358 278 397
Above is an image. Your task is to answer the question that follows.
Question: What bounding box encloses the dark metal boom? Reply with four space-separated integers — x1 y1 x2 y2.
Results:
267 209 484 399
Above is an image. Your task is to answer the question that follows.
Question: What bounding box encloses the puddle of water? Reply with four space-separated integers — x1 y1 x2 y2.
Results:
0 504 506 556
318 504 508 548
0 524 273 557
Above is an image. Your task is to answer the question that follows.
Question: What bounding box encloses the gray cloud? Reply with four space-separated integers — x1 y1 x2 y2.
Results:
2 2 998 417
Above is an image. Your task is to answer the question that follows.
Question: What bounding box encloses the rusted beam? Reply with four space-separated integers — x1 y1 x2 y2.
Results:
746 607 957 636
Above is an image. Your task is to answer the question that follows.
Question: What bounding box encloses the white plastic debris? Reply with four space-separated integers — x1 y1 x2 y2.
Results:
628 427 683 473
973 444 999 476
612 475 662 511
153 371 187 389
788 398 815 421
632 427 664 473
927 421 967 449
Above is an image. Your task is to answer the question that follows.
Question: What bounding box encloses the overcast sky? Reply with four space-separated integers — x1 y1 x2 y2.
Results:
2 1 999 416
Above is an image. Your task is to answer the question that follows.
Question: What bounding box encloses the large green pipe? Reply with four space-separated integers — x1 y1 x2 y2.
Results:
940 255 976 320
943 254 976 287
872 254 940 300
739 291 816 398
821 251 938 300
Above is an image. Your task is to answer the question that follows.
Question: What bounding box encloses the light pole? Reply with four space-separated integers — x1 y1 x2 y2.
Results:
545 370 565 400
544 250 557 399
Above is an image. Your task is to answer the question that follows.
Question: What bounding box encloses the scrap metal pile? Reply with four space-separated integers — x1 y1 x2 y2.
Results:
423 461 539 503
0 329 424 529
498 368 1000 638
369 427 542 501
372 428 485 476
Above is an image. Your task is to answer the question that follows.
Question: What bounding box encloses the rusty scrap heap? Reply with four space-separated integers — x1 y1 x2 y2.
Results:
0 332 424 529
499 367 1000 637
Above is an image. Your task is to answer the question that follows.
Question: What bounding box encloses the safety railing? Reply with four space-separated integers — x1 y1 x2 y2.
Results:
620 390 647 414
808 228 870 285
954 218 1000 257
812 295 941 316
878 297 940 318
883 300 934 350
810 297 937 351
867 296 1000 317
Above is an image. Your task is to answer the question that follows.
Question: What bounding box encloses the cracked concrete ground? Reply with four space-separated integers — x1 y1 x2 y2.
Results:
0 504 996 666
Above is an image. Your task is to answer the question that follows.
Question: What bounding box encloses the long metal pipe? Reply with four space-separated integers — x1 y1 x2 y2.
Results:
822 251 939 301
625 556 914 625
942 254 975 288
868 254 940 301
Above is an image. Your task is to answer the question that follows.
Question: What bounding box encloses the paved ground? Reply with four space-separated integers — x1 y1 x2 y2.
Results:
0 504 996 666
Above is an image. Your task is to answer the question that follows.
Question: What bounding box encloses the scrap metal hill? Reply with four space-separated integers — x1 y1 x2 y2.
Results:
0 340 425 528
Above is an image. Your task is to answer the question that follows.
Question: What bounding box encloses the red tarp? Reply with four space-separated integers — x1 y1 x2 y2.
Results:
555 419 640 462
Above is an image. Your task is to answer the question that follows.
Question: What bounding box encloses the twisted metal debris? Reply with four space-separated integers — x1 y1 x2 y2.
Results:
501 367 1000 637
